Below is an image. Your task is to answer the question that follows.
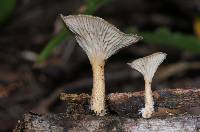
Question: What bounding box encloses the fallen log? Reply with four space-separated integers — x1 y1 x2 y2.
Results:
14 88 200 131
14 113 200 131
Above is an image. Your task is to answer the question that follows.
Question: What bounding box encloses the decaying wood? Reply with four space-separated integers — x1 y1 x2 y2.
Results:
14 88 200 131
60 88 200 117
108 88 200 117
14 113 200 132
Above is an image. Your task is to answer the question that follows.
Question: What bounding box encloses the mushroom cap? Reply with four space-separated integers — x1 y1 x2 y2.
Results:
61 14 142 61
128 52 167 81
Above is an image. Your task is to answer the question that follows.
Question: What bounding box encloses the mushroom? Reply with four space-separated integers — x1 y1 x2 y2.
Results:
128 52 167 118
61 14 142 116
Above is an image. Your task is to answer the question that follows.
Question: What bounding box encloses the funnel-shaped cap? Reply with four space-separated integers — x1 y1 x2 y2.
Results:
61 14 142 61
128 52 167 81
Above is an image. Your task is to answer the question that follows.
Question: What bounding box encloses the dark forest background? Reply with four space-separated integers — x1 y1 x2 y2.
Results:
0 0 200 131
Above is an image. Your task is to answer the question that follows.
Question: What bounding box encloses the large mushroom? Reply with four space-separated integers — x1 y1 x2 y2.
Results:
61 14 142 116
128 52 167 118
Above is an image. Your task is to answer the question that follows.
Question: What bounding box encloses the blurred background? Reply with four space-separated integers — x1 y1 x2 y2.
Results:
0 0 200 131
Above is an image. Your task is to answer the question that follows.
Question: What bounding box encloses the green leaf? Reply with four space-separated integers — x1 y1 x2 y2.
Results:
0 0 16 25
141 27 200 54
37 29 69 63
84 0 110 14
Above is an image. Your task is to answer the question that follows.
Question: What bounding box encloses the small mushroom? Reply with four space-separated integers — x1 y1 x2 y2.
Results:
128 52 167 118
61 14 142 116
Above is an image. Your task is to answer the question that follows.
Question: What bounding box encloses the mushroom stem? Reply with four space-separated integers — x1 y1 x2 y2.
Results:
61 15 142 116
143 77 154 118
90 59 106 116
128 52 166 118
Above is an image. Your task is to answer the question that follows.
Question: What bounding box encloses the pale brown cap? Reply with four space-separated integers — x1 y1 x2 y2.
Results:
128 52 167 81
61 14 142 61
